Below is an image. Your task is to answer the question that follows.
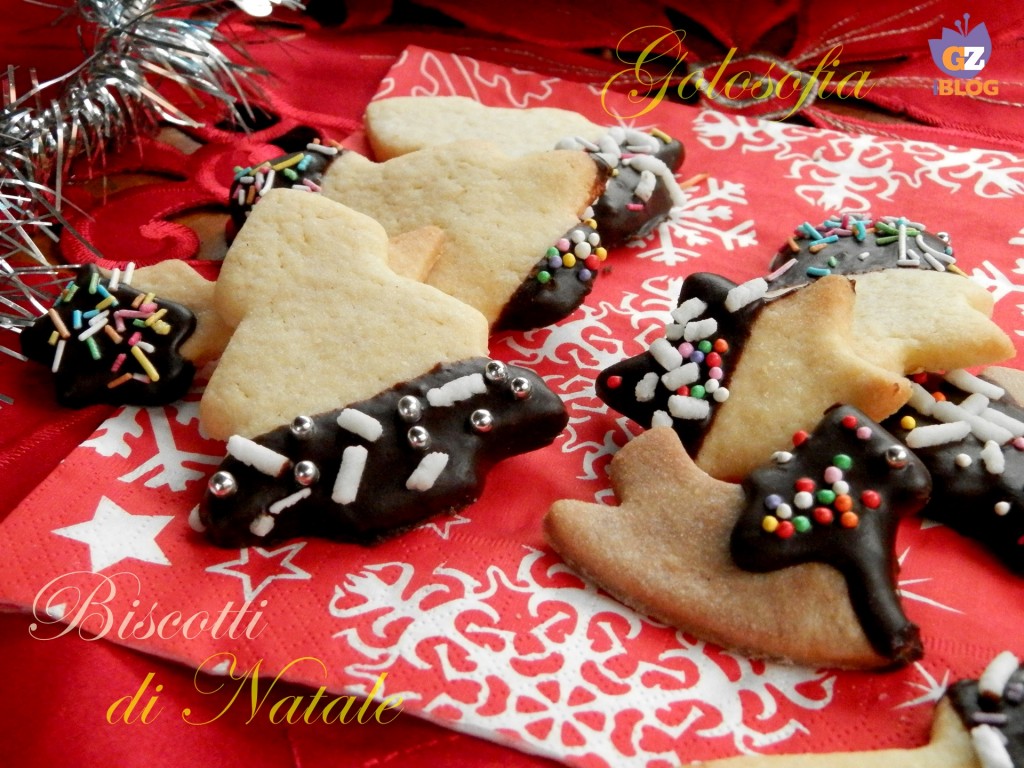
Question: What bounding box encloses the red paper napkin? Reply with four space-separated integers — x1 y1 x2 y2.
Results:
2 46 1024 768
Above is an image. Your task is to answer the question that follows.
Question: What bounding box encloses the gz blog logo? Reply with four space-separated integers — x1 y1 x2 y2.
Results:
929 13 998 96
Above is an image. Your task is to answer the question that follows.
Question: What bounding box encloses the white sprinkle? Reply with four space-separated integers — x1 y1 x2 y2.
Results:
107 268 122 291
268 487 311 515
651 410 673 427
427 373 487 407
724 278 768 312
661 362 699 391
683 317 718 342
134 340 155 354
704 378 719 393
635 372 659 402
122 262 136 287
588 231 601 246
291 184 311 191
905 421 972 449
982 408 1024 437
921 250 946 271
634 169 657 202
226 435 291 477
765 257 797 282
650 337 684 371
664 322 685 342
970 725 1014 768
236 187 246 205
671 297 708 325
78 319 107 341
331 445 368 505
249 514 275 538
407 452 449 491
772 451 793 464
775 503 792 519
51 339 66 373
712 386 730 403
857 251 871 260
960 393 991 415
571 229 586 244
832 480 850 495
995 501 1011 516
574 241 592 259
793 491 813 510
946 369 1005 400
188 505 205 532
260 167 276 196
979 651 1019 700
916 234 955 264
306 142 339 155
932 401 1014 444
907 383 937 416
667 395 710 420
981 440 1006 475
336 408 383 442
87 310 110 325
955 453 973 468
598 132 621 157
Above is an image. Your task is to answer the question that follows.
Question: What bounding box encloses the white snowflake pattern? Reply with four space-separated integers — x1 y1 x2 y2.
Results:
81 400 223 491
693 111 1024 210
628 177 757 266
896 662 951 710
328 549 834 767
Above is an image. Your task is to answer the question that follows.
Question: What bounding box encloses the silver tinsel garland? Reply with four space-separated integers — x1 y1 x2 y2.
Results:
1 0 295 407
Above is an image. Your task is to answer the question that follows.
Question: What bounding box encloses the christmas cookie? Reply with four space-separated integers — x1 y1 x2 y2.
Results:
545 405 931 669
198 189 568 545
883 368 1024 574
365 95 605 160
201 188 491 441
19 264 198 407
318 141 605 329
365 96 686 248
598 273 913 481
766 214 1014 374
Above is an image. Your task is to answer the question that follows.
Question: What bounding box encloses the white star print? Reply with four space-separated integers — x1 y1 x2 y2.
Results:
205 542 311 601
53 496 174 572
896 662 951 709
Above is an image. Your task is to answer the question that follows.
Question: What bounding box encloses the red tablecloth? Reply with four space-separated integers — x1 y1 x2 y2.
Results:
3 3 1024 767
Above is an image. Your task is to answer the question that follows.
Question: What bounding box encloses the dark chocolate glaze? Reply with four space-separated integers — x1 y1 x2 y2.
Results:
731 405 931 664
200 357 568 547
596 273 760 458
19 265 196 408
882 374 1024 574
228 144 340 231
949 660 1024 767
592 136 684 248
494 221 603 331
766 214 957 292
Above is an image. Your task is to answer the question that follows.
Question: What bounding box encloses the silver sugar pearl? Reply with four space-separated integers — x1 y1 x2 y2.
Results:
885 445 909 469
208 471 238 498
293 460 320 486
291 415 315 438
470 409 494 433
397 395 423 423
484 360 508 383
510 376 532 400
407 425 431 450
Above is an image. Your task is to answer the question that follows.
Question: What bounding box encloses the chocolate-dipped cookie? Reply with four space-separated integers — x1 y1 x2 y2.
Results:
200 358 568 547
883 368 1024 574
19 264 197 407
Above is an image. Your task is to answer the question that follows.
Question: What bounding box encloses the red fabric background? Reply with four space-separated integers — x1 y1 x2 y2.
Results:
2 2 1024 767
